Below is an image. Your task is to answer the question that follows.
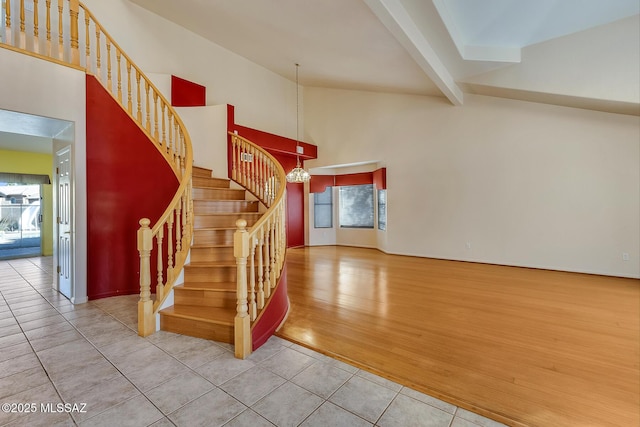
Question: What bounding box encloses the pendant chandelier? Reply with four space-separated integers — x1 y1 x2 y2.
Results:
286 63 311 183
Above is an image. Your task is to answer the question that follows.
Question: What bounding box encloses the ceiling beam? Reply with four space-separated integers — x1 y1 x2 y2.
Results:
363 0 464 105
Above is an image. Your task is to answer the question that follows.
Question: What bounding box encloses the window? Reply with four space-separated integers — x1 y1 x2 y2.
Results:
378 189 386 231
339 184 374 228
313 186 333 228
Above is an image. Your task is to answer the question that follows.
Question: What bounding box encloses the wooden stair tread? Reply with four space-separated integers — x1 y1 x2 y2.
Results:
194 227 236 231
192 198 251 202
177 281 236 291
160 305 235 325
187 261 236 267
192 166 213 177
191 243 233 249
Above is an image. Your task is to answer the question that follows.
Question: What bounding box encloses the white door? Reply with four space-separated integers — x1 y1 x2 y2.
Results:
56 147 72 298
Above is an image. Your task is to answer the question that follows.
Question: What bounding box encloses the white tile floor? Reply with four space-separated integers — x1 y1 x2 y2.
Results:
0 257 508 427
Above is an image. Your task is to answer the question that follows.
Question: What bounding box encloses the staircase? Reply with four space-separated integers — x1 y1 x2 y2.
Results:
159 166 261 343
2 0 289 358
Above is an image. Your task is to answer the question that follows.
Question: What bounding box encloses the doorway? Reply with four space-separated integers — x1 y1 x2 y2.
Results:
55 146 72 299
0 182 42 259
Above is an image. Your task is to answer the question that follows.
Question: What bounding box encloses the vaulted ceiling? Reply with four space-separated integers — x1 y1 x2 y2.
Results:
129 0 640 115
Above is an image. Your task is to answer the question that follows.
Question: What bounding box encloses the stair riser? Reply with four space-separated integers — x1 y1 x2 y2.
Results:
193 200 259 214
192 167 213 178
160 315 233 343
192 176 230 188
190 246 235 263
194 214 260 229
185 265 238 282
192 188 246 200
174 289 236 309
193 229 235 246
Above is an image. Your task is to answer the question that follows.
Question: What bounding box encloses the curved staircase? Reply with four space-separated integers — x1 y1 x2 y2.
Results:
160 166 261 343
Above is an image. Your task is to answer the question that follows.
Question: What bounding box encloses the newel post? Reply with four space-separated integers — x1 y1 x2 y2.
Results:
137 218 155 337
234 219 251 359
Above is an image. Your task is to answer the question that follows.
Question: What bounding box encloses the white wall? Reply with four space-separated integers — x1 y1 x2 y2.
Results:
304 88 640 278
175 105 228 177
0 47 88 300
82 0 298 140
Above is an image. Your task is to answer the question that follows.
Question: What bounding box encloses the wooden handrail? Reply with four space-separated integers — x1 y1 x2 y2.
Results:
229 133 287 358
1 0 194 336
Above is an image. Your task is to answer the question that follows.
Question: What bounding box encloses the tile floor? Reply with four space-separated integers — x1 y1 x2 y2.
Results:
0 257 507 427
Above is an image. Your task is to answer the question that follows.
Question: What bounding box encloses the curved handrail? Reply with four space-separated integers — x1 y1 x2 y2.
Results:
1 0 193 336
229 133 287 358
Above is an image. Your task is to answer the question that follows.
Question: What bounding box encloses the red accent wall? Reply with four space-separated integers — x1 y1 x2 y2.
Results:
373 167 387 189
171 75 206 107
227 105 317 248
310 168 386 193
86 75 179 299
252 263 289 350
309 175 335 194
335 172 373 187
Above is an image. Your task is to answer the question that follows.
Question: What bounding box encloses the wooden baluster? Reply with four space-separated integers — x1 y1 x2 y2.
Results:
45 0 51 56
137 218 154 336
33 0 39 53
175 198 182 253
180 132 186 175
156 226 164 300
116 50 122 102
247 146 253 193
249 239 257 321
69 0 79 65
4 0 11 45
245 145 250 189
19 0 25 49
234 219 251 359
263 221 271 298
84 11 90 70
257 229 265 309
95 29 101 80
259 153 265 201
144 80 150 132
106 39 112 92
181 190 187 251
270 216 276 288
173 120 179 165
57 0 63 60
231 137 237 181
136 70 142 122
167 112 174 165
251 146 256 194
153 91 159 142
240 139 244 181
161 102 166 151
127 60 132 113
166 211 174 283
241 140 247 187
263 170 268 207
274 210 280 280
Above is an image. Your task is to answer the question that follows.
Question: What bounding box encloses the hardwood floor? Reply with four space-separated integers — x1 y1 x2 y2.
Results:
277 246 640 427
